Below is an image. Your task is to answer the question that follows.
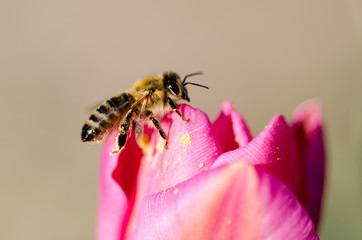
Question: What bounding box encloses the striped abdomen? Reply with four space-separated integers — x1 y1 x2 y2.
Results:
81 93 135 142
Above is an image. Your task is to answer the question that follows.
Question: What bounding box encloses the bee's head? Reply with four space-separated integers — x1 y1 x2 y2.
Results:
163 71 208 102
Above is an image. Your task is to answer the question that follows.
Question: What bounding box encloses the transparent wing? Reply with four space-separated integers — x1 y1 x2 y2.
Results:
134 93 151 148
134 121 144 145
86 98 107 113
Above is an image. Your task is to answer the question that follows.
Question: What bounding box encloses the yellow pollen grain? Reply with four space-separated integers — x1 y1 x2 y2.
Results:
173 188 179 195
161 190 166 197
277 157 281 161
162 160 168 173
179 133 192 148
234 137 239 142
199 162 205 168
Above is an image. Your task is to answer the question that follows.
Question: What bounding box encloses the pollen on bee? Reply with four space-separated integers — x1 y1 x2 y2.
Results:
139 134 150 149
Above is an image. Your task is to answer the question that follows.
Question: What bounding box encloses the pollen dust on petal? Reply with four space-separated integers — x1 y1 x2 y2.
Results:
179 133 192 153
179 133 192 148
161 190 166 197
151 139 165 170
156 138 165 152
162 159 168 173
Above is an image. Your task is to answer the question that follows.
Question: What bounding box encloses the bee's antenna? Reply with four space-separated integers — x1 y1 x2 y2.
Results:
182 72 203 84
182 72 208 89
183 82 209 89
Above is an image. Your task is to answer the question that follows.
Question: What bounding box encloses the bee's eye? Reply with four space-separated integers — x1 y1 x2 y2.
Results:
167 81 180 96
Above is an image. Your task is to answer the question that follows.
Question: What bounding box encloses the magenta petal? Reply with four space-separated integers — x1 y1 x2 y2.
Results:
136 104 222 197
97 131 143 240
213 101 253 152
129 161 319 240
124 104 223 236
213 114 299 194
292 100 325 228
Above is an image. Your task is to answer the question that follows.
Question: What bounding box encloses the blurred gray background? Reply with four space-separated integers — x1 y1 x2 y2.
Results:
0 0 361 239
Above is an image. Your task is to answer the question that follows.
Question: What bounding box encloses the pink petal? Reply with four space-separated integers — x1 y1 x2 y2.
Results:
97 131 143 240
213 101 253 152
128 161 319 240
213 114 299 194
137 104 222 197
125 104 222 236
292 100 325 228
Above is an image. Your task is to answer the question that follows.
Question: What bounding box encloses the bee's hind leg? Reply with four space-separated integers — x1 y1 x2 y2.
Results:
167 97 189 122
111 109 134 155
150 116 168 149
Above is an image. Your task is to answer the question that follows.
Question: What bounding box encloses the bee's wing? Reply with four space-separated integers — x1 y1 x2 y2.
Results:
84 98 119 143
134 94 152 147
134 122 144 146
86 98 107 113
102 122 121 143
98 90 153 147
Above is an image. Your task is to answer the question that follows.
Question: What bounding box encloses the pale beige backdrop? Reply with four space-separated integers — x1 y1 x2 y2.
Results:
0 0 361 239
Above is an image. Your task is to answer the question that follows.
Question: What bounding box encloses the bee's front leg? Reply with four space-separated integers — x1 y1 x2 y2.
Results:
111 108 134 155
150 116 168 149
167 97 189 122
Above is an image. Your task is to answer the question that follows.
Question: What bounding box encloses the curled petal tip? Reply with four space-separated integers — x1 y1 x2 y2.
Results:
213 101 252 152
221 101 234 113
292 99 323 128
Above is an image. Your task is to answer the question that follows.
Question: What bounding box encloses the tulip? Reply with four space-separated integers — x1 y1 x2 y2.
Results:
97 101 325 240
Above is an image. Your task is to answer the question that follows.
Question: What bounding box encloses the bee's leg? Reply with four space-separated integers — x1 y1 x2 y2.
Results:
111 109 134 155
167 97 189 122
150 116 168 149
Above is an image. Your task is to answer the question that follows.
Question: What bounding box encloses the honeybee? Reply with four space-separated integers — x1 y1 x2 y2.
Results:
81 71 208 155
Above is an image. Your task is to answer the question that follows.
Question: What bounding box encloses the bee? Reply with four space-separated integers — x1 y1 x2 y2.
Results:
81 71 208 155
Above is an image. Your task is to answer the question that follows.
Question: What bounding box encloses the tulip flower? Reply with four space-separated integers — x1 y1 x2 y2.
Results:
97 101 325 240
